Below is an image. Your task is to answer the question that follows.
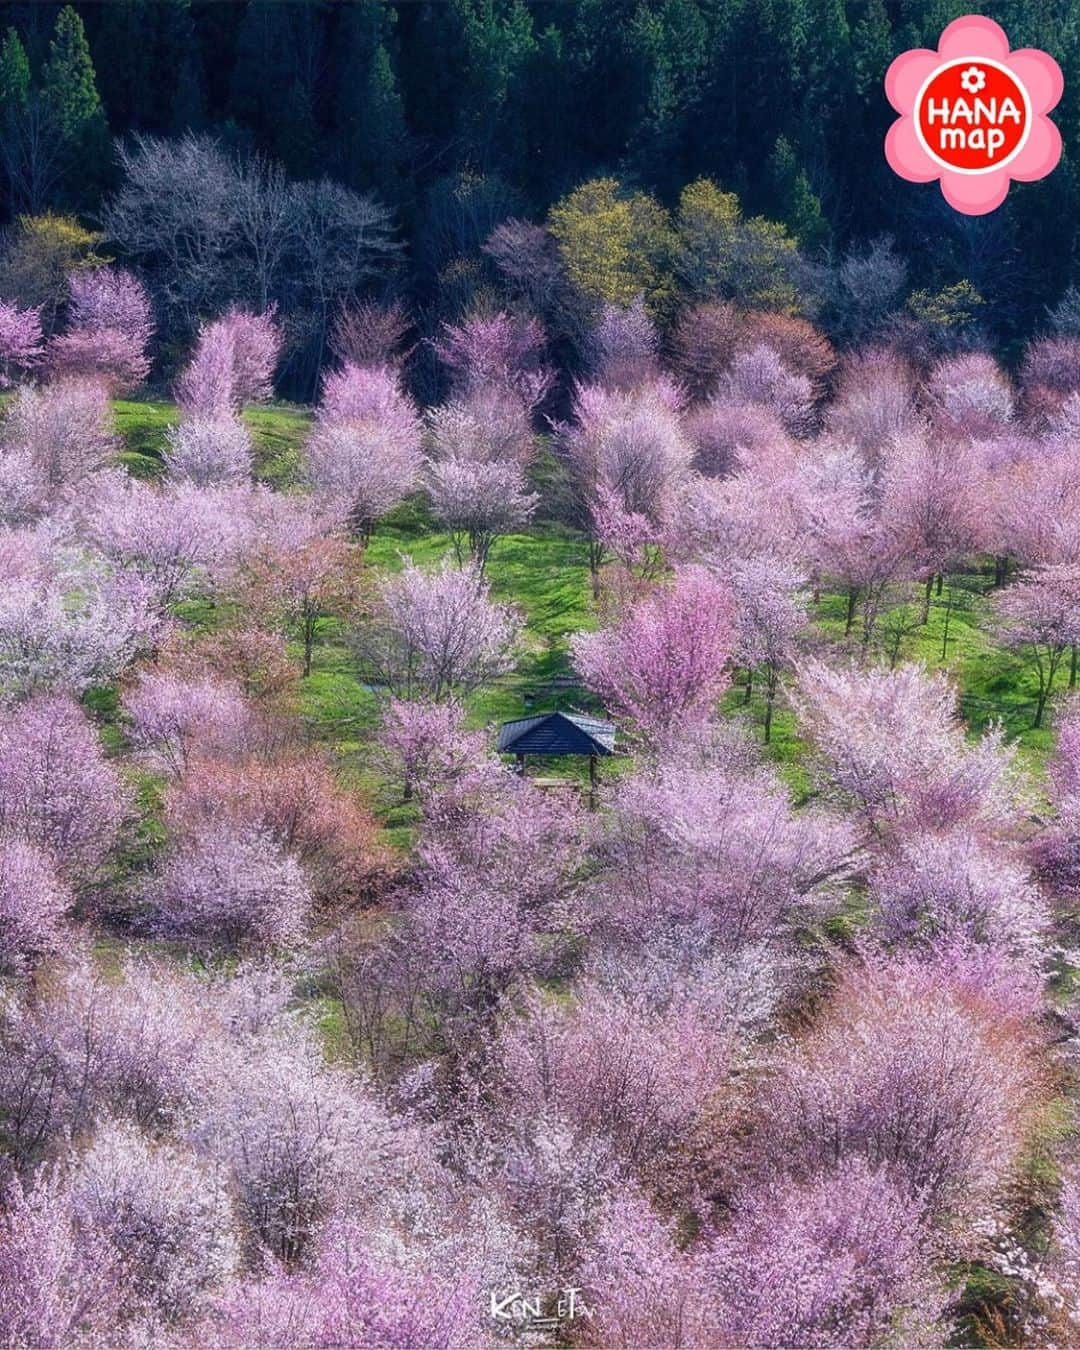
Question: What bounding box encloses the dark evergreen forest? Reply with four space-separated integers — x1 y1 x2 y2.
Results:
0 0 1077 393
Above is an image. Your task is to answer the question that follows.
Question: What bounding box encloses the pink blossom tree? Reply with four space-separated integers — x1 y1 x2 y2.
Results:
123 668 262 776
426 457 537 572
1021 335 1080 426
721 344 814 435
596 746 857 953
752 953 1041 1218
684 399 789 480
306 363 424 537
433 310 553 411
0 1171 124 1348
45 268 154 393
870 829 1044 955
587 297 659 390
0 838 69 975
926 351 1013 438
880 429 986 616
0 378 118 500
69 1119 239 1324
703 1161 942 1347
993 564 1080 726
0 540 161 698
825 347 917 470
0 298 43 387
351 557 520 702
175 308 281 415
163 413 254 485
559 379 692 589
146 822 311 952
493 979 732 1195
425 387 534 468
571 567 735 743
376 698 488 802
794 660 1017 834
0 694 128 885
728 553 808 741
1034 700 1080 901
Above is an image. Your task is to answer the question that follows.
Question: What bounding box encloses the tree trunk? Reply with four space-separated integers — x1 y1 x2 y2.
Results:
940 590 953 663
303 617 315 677
845 588 858 636
921 575 933 624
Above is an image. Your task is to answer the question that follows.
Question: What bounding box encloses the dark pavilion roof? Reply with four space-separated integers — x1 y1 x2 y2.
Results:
496 710 616 757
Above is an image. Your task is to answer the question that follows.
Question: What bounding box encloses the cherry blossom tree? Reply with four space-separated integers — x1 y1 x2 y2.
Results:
426 387 534 468
1021 335 1080 426
376 698 487 802
728 553 808 741
721 344 814 435
1 378 119 500
684 399 789 480
0 694 128 885
0 298 43 387
426 457 537 571
870 829 1044 956
175 308 281 415
993 564 1080 726
926 351 1013 438
351 557 520 702
164 752 385 907
239 532 363 676
880 429 985 615
0 838 69 975
146 822 311 952
306 363 423 536
753 953 1041 1218
123 668 262 776
794 660 1017 834
1034 700 1080 902
595 745 857 954
433 310 553 411
587 297 659 390
572 567 734 743
69 1119 239 1324
493 979 732 1195
0 538 160 698
559 379 692 589
0 1170 124 1348
163 413 254 485
45 267 154 393
735 312 837 398
825 347 917 470
703 1161 942 1348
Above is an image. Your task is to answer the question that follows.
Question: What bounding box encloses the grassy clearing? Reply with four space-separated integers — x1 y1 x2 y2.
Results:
109 396 1070 811
112 396 312 486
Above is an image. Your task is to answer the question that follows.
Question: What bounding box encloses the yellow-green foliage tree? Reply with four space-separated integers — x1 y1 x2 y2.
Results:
547 177 675 316
0 213 107 332
675 178 804 315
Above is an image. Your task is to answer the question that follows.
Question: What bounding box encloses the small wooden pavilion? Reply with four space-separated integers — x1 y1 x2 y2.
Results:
496 711 616 803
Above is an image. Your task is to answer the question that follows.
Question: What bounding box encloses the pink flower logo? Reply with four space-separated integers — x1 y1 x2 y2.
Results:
885 15 1063 215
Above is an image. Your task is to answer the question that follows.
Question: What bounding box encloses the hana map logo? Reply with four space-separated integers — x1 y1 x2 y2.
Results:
884 14 1063 215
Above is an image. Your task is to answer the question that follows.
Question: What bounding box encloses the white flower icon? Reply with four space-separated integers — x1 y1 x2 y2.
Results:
960 65 986 93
